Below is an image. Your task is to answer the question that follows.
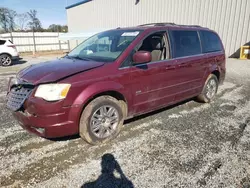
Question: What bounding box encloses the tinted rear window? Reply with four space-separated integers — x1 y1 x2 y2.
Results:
0 40 6 45
169 30 201 58
200 31 223 53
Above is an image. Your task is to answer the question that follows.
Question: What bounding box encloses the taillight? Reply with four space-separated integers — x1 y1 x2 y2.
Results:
7 45 17 50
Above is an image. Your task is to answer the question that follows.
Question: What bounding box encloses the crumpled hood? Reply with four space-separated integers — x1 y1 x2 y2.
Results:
17 58 104 85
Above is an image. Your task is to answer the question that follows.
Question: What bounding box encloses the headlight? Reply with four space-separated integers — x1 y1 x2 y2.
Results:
8 77 18 92
34 84 71 101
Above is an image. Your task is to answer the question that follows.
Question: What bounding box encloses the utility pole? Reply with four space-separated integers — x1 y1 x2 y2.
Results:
32 26 36 56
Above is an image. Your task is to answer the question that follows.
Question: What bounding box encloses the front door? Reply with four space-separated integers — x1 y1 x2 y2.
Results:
128 31 177 115
130 59 176 115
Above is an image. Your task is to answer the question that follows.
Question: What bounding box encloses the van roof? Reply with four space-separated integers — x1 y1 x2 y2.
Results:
116 23 210 31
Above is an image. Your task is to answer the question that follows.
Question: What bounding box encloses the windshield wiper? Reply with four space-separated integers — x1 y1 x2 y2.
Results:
79 57 93 61
70 56 92 61
64 55 73 59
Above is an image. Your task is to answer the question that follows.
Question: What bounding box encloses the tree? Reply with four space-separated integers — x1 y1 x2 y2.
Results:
27 9 42 31
8 9 16 31
48 24 60 32
0 8 9 32
0 8 66 33
0 7 17 32
47 24 68 32
61 25 68 32
16 13 29 30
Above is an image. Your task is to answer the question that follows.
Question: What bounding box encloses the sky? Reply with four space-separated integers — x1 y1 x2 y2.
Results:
1 0 81 28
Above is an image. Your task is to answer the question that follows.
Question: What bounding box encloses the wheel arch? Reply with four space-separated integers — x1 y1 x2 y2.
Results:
83 90 128 117
74 81 130 121
0 52 12 57
203 63 222 85
211 70 220 82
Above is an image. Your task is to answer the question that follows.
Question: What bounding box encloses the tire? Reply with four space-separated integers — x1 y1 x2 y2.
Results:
197 74 219 103
0 54 12 66
79 96 125 145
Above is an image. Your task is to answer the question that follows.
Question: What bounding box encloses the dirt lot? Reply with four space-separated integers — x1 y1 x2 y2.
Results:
0 56 250 188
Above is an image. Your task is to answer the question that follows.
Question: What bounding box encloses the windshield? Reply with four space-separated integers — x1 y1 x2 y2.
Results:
67 30 141 62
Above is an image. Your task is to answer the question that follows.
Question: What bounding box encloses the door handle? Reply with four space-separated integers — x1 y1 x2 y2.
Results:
165 65 175 70
178 63 188 68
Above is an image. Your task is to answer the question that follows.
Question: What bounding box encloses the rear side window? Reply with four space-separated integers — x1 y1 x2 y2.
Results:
200 31 223 53
169 30 201 58
0 40 6 45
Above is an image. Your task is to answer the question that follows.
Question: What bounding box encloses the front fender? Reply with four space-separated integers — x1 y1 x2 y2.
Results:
73 81 129 106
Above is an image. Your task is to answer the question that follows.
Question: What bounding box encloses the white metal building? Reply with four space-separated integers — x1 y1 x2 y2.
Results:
66 0 250 57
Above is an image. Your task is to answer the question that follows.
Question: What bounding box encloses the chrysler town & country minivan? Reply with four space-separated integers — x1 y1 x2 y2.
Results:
6 23 226 144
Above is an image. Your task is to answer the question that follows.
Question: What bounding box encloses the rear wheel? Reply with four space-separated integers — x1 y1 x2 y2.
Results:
197 74 219 103
0 54 12 66
79 96 125 145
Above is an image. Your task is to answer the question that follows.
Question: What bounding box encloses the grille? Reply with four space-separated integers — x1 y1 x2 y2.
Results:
7 85 33 111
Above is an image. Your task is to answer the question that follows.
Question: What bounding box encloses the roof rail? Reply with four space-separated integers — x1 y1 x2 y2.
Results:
178 24 202 28
138 22 176 27
138 23 203 28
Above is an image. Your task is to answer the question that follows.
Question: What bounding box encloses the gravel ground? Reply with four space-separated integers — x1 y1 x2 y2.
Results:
0 57 250 188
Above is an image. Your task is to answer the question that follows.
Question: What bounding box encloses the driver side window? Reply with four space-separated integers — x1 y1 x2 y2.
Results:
120 31 170 68
137 31 170 62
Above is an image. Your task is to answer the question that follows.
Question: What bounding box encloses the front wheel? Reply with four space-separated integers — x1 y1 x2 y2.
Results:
0 54 12 66
197 74 219 103
79 96 124 145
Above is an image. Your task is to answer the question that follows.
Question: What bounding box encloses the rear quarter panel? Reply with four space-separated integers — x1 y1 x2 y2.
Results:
202 51 226 85
200 30 226 85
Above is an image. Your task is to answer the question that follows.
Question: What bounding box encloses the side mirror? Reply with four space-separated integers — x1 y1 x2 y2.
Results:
133 51 152 65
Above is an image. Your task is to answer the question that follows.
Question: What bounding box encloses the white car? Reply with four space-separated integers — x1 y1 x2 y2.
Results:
0 39 19 66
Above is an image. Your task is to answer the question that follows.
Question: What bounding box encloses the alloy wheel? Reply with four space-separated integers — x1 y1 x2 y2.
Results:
1 55 11 66
90 105 119 139
206 79 217 99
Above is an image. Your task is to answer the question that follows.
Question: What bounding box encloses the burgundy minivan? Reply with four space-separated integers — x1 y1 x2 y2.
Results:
6 23 226 144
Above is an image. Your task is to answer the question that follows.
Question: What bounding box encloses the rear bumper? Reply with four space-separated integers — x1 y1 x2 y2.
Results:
12 104 82 138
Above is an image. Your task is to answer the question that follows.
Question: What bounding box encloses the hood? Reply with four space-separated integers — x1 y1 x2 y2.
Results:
17 58 104 85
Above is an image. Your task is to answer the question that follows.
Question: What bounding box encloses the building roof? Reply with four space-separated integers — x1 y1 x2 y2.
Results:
65 0 92 9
